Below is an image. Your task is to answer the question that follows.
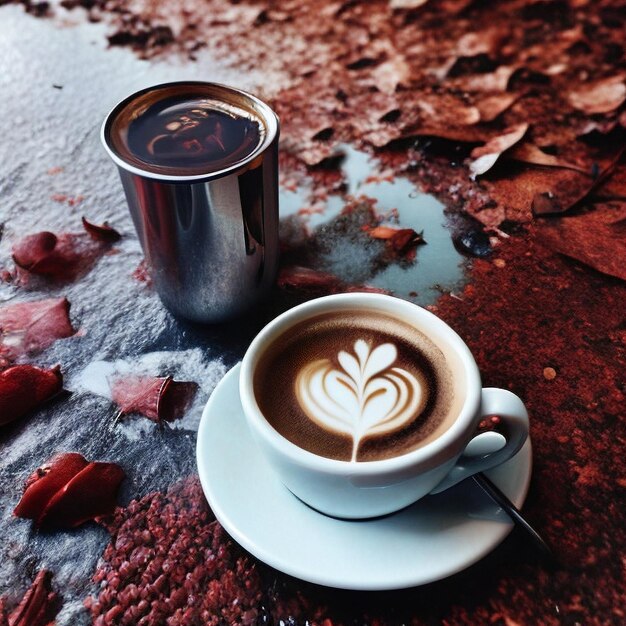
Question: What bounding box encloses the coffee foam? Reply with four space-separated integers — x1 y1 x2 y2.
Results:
254 310 459 462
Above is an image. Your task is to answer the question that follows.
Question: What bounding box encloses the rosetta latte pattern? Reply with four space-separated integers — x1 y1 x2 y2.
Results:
295 340 424 461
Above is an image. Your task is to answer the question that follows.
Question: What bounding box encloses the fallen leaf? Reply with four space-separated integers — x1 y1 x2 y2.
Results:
39 461 126 528
0 365 63 427
12 218 120 282
537 204 626 281
418 93 481 126
595 163 626 200
506 142 591 175
568 75 626 115
390 0 428 8
110 375 198 422
454 65 517 92
277 265 389 294
476 92 519 122
81 217 122 243
469 123 529 178
454 28 505 60
368 225 425 253
11 231 73 277
14 453 124 528
132 258 152 285
371 54 411 94
3 570 60 626
278 266 343 291
14 452 88 520
0 298 76 365
532 147 625 215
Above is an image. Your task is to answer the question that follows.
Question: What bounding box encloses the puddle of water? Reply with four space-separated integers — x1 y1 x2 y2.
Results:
279 146 467 304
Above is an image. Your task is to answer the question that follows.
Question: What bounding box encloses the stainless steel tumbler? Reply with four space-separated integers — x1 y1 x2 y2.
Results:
101 82 279 323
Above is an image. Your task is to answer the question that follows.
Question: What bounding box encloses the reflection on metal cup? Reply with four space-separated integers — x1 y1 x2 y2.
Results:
101 82 279 323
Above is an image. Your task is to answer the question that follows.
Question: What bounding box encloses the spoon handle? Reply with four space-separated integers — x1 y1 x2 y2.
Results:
473 473 555 564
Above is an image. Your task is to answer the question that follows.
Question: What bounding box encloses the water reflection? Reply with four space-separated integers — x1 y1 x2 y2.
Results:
279 146 467 304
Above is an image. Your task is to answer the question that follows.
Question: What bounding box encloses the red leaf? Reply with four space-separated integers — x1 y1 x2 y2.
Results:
110 375 198 422
6 570 60 626
277 266 343 291
367 226 401 240
132 259 152 285
0 298 76 365
537 205 626 282
14 453 88 519
277 266 389 295
12 218 121 282
39 461 126 528
158 380 199 421
13 232 85 280
469 123 529 179
81 217 122 243
368 226 425 255
11 232 59 272
14 453 125 529
568 75 626 115
0 365 63 427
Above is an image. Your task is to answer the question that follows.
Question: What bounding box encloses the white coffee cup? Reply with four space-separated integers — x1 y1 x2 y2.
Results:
240 293 529 519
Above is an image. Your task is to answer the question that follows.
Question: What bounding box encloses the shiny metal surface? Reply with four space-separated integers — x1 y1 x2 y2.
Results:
102 82 280 323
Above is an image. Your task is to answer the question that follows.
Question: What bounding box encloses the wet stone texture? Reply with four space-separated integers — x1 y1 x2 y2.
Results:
0 1 625 625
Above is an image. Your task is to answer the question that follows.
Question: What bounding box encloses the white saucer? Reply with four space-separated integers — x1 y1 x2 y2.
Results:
196 364 532 591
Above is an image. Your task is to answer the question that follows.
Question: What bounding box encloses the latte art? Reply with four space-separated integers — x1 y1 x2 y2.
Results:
295 340 425 461
254 311 455 462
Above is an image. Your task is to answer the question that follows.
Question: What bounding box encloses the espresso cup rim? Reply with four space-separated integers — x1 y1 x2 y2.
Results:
240 293 482 476
100 80 279 183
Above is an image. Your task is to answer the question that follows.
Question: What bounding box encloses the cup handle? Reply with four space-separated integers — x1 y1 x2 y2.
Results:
429 388 529 494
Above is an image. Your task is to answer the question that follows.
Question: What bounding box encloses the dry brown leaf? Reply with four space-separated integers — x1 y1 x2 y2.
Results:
455 28 504 58
537 204 626 281
568 75 626 115
417 93 480 126
471 165 597 228
476 93 519 122
457 66 517 92
532 147 625 215
390 0 428 9
469 123 529 178
371 55 411 94
506 143 591 175
596 164 626 200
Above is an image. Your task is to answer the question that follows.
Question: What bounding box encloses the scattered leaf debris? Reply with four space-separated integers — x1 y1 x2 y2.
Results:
14 452 125 528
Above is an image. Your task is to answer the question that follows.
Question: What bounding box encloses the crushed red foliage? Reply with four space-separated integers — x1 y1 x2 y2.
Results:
110 375 199 422
10 217 121 283
21 0 624 277
81 217 122 244
0 570 61 626
0 364 63 426
0 297 76 367
14 452 125 529
278 266 388 295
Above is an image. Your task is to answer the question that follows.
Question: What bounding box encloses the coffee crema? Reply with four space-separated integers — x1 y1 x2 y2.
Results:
254 311 456 462
107 84 264 176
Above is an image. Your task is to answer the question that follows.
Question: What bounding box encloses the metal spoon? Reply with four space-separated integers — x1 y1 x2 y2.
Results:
473 472 555 564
